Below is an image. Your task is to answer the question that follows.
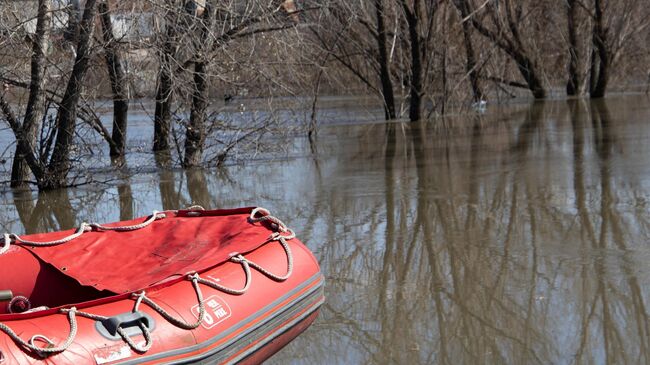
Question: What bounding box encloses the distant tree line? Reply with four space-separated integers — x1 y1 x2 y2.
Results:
0 0 648 191
307 0 649 121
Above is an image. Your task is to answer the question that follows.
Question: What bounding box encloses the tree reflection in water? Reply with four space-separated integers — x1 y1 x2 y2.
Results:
0 96 649 364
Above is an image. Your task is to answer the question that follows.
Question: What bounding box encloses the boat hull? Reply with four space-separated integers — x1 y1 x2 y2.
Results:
0 209 324 364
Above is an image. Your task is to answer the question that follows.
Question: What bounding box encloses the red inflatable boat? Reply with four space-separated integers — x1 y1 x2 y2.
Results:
0 207 323 364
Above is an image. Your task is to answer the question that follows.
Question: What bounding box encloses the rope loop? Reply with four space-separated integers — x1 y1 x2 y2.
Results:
194 257 252 295
117 323 152 353
29 334 56 348
133 277 205 330
245 237 293 282
248 207 290 233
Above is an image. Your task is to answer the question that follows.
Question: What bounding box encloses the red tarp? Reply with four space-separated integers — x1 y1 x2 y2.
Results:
21 208 274 294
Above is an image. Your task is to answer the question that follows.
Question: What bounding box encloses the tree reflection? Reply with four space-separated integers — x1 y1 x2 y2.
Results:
277 97 650 364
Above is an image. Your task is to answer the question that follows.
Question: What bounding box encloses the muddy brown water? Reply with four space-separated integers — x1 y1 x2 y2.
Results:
1 95 650 364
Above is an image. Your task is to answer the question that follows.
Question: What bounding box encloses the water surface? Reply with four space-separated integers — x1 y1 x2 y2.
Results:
2 95 650 364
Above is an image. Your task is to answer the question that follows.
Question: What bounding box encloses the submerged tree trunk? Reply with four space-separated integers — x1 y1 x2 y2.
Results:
566 0 581 96
11 0 51 188
153 56 174 152
45 0 98 190
153 8 179 153
513 53 545 99
453 0 484 102
184 61 208 167
99 0 129 159
403 1 422 122
184 1 214 167
374 0 396 120
589 0 609 98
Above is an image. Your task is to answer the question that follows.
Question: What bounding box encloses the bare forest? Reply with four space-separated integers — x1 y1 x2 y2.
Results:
0 0 649 191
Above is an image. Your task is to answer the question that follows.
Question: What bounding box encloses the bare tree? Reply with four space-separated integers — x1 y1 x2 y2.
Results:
10 0 51 188
579 0 647 98
1 0 99 190
460 0 547 99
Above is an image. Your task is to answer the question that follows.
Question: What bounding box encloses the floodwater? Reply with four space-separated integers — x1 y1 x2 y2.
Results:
2 95 650 364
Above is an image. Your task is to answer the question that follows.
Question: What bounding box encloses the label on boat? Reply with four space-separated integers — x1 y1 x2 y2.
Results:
192 295 232 329
93 344 132 364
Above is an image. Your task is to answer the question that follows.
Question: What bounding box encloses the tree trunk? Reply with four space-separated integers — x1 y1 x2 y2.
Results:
153 8 179 153
99 0 129 159
44 0 98 190
374 0 396 120
184 1 214 167
153 65 173 152
566 0 581 96
11 0 51 188
589 0 608 98
183 61 208 167
453 0 484 102
404 3 422 122
513 53 546 99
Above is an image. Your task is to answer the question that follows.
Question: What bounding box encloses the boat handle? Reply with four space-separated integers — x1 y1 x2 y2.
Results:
95 311 156 341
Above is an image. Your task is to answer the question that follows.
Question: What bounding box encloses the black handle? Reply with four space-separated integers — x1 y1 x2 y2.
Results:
95 311 156 340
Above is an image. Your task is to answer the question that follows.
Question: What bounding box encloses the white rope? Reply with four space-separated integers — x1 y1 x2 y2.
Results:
117 323 152 353
133 274 205 330
4 224 91 248
248 207 292 234
0 211 166 255
0 308 78 357
194 256 252 295
237 236 293 282
88 211 166 232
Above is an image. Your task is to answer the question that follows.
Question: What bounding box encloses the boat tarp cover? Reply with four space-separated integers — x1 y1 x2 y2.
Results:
21 208 274 293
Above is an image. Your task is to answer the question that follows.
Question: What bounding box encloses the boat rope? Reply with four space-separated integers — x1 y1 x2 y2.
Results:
0 211 166 256
87 211 166 232
232 236 294 281
132 274 206 330
0 207 295 357
195 255 252 295
0 307 78 357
